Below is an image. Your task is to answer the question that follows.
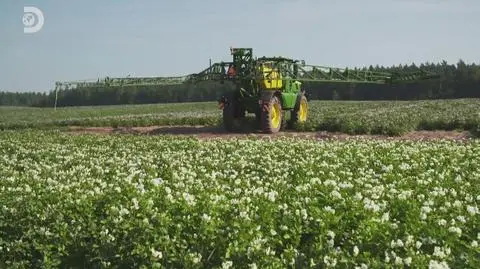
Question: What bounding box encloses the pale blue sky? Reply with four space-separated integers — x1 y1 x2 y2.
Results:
1 0 479 92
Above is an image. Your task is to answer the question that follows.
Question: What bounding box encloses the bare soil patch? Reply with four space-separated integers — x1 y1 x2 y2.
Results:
65 126 475 141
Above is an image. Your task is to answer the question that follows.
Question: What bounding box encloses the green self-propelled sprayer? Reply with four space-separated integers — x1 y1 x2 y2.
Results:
54 47 440 133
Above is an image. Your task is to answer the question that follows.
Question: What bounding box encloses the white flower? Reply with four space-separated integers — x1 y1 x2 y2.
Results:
323 255 337 267
324 206 335 214
466 205 478 215
421 206 432 214
239 211 249 220
395 256 403 265
327 230 335 238
420 213 427 220
448 226 462 236
428 259 450 269
131 198 139 210
222 260 233 269
355 264 368 269
399 163 410 170
201 213 211 222
433 246 451 259
381 165 393 172
398 190 412 200
192 253 202 264
381 212 390 222
330 190 342 199
406 235 414 246
353 245 359 256
363 198 380 212
267 191 276 202
450 189 457 197
300 209 307 220
471 241 478 248
182 192 195 205
119 207 129 216
152 177 162 185
265 246 275 256
151 248 162 259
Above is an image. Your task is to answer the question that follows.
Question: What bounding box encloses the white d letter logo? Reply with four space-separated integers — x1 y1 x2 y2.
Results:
23 6 44 34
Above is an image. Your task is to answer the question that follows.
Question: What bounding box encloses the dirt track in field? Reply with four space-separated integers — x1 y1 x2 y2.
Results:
65 126 476 141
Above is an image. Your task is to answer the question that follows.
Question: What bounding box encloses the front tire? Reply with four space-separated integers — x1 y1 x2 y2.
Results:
290 94 308 125
261 95 282 133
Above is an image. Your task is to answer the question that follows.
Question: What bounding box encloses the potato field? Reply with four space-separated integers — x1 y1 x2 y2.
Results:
1 129 479 268
0 99 479 268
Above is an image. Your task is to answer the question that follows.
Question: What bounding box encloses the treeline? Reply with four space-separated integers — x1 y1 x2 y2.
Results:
0 92 49 106
305 60 480 100
1 60 479 107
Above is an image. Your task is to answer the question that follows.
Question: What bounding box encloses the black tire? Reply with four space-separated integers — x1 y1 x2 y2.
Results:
222 92 244 132
254 109 262 129
290 94 308 126
261 95 282 133
222 100 235 132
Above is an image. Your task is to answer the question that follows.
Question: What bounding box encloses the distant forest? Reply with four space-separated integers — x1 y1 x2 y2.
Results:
1 60 479 107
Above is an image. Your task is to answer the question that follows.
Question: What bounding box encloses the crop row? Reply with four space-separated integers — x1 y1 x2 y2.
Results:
1 99 479 136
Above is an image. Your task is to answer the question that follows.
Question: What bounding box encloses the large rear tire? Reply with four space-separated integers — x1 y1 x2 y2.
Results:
223 101 235 132
261 95 282 133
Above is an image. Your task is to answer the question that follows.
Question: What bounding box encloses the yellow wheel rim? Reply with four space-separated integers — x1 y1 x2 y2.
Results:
298 100 307 122
270 103 281 128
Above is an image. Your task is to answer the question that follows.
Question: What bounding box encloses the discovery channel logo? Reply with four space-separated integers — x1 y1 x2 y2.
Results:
23 6 44 34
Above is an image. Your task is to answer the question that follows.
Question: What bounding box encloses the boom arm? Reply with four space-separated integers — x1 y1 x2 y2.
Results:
54 63 233 90
54 48 439 90
293 63 439 84
185 62 232 83
55 75 188 90
179 60 440 85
